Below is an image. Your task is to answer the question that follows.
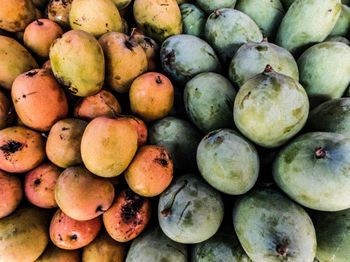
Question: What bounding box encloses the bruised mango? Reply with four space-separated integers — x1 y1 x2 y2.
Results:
131 33 159 72
0 171 22 218
47 0 73 29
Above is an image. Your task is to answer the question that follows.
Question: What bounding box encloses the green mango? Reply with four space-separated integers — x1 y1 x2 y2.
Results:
148 116 202 171
158 174 224 244
235 0 285 40
313 209 350 262
195 0 236 13
180 4 206 38
330 4 350 36
273 132 350 211
196 129 259 195
184 72 236 132
234 66 309 148
160 34 221 84
307 98 350 136
49 30 105 97
276 0 342 54
280 0 295 9
325 35 350 44
297 41 350 103
233 189 317 262
229 39 299 87
191 231 252 262
205 8 263 64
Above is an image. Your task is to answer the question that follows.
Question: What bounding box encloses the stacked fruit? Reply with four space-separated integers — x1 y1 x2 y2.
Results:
1 0 350 261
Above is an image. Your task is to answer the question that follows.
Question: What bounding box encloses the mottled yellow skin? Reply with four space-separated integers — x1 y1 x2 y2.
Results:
0 36 38 90
134 0 182 43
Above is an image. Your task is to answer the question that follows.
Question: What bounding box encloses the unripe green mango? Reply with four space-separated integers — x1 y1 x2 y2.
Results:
325 35 350 44
233 189 317 262
180 4 206 38
330 4 350 36
195 0 236 13
235 0 285 40
273 132 350 211
205 8 263 64
276 0 341 54
49 30 105 97
229 39 299 87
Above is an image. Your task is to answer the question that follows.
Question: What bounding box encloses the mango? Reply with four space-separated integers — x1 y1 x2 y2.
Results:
0 171 22 218
47 0 73 30
131 33 159 72
325 35 350 44
35 244 81 262
180 4 206 38
195 0 236 13
330 4 350 36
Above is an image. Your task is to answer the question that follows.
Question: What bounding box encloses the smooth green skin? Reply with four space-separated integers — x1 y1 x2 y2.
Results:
49 30 105 97
180 4 206 38
195 0 236 13
192 231 251 262
330 4 350 36
276 0 342 54
273 132 350 211
325 35 350 44
280 0 295 9
196 129 259 195
184 72 236 133
297 41 350 101
312 209 350 262
234 70 309 148
235 0 285 40
229 40 299 88
307 98 350 136
149 116 202 171
160 34 221 84
205 8 263 65
233 189 317 262
158 174 224 244
126 227 187 262
0 206 50 262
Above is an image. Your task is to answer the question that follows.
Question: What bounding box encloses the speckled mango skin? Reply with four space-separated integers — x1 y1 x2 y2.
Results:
49 30 105 97
0 36 38 90
312 209 350 262
273 132 350 211
234 70 309 148
298 42 350 102
180 4 206 38
236 0 285 40
158 174 224 244
276 0 341 54
330 4 350 36
229 40 299 87
195 0 236 13
0 206 50 262
133 0 182 43
197 129 259 195
192 231 252 262
233 189 317 262
205 8 263 65
160 34 221 84
126 227 187 262
307 98 350 136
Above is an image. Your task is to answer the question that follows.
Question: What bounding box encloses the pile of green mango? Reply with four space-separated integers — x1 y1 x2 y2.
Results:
2 0 350 261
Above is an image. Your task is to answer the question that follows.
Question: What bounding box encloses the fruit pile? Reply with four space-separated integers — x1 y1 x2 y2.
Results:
1 0 350 261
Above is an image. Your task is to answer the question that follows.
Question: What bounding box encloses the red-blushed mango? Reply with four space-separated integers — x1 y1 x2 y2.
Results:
125 145 173 197
55 166 115 221
12 69 68 132
130 72 174 122
103 189 151 242
74 90 122 121
24 162 62 209
35 244 81 262
81 117 138 177
24 19 63 59
0 171 22 218
0 126 45 173
124 116 148 147
50 209 102 250
47 0 73 30
0 90 14 129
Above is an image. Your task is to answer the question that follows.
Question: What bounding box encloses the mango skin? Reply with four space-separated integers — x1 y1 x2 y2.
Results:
235 0 285 40
35 244 81 262
297 41 350 101
195 0 236 13
229 40 299 87
205 8 263 65
47 0 73 30
126 227 187 262
0 171 22 218
133 0 182 43
325 35 350 44
274 132 350 211
158 174 224 244
49 30 105 97
233 189 317 262
160 34 221 84
184 72 236 133
0 206 50 262
0 36 38 90
275 0 341 54
234 70 309 148
330 4 350 36
180 4 206 38
112 0 132 9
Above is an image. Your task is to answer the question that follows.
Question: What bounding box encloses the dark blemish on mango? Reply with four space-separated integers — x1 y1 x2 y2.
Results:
240 91 251 109
26 71 38 77
70 234 77 240
58 233 63 241
34 178 41 186
95 205 107 213
121 190 144 223
161 180 188 217
62 127 69 131
0 140 23 159
156 76 162 84
255 45 268 52
154 157 168 167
